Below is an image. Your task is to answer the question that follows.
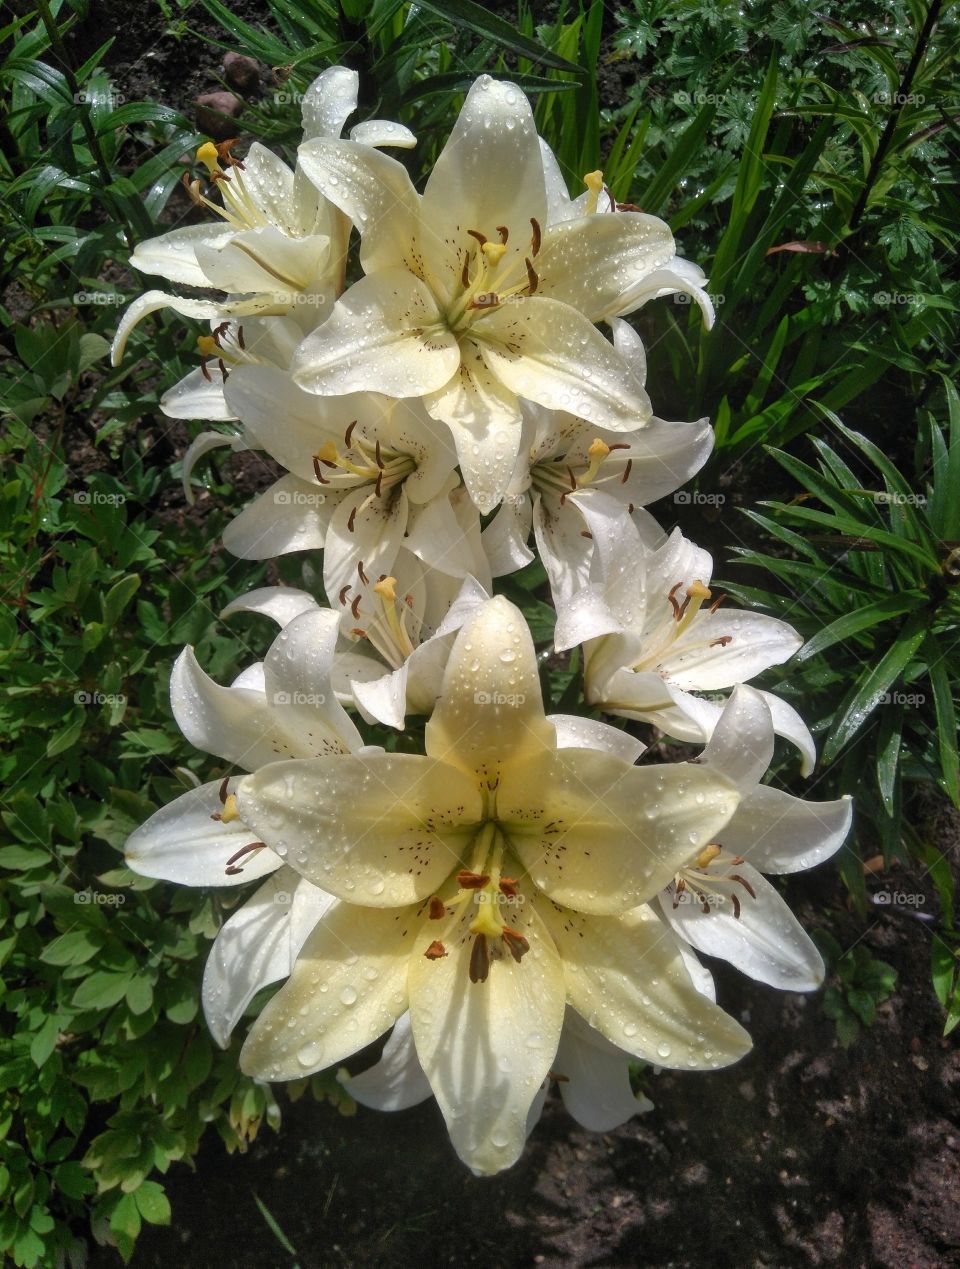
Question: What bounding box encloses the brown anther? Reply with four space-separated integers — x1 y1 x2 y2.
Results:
566 466 578 490
501 927 530 964
467 229 487 247
215 138 244 167
469 933 490 983
499 878 519 897
457 870 490 890
312 455 329 484
347 506 358 533
217 358 229 380
374 469 384 498
374 439 384 469
200 357 212 382
731 893 742 920
530 217 542 256
461 255 471 288
607 443 631 452
668 581 684 620
350 627 367 638
210 169 231 185
496 225 509 244
428 896 446 920
616 201 643 212
525 257 539 294
357 560 369 585
182 172 203 205
729 855 745 865
212 320 230 346
709 593 727 613
548 1071 570 1083
236 325 245 349
223 841 266 875
729 873 757 899
621 458 633 484
709 636 733 648
218 776 230 805
627 502 635 514
344 419 357 448
338 584 351 606
350 593 362 620
701 897 712 914
424 940 447 960
580 530 593 539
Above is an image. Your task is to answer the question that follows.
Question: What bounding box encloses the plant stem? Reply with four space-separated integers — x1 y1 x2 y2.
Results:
848 0 943 232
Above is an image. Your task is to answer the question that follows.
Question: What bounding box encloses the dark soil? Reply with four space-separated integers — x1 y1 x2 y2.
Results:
104 859 959 1269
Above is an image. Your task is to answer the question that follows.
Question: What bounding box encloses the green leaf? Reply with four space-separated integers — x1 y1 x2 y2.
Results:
823 609 930 760
412 0 583 73
133 1180 171 1226
40 929 104 967
71 971 131 1010
796 593 927 661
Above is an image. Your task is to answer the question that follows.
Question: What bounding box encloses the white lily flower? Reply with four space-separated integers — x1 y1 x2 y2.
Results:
293 75 690 512
555 499 815 773
230 596 750 1175
482 321 713 602
111 67 416 365
124 605 364 1044
538 138 715 327
213 363 463 599
659 686 852 990
222 566 489 731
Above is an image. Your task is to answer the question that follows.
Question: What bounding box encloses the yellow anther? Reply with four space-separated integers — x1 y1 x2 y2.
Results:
481 241 507 267
577 438 611 486
687 580 712 602
374 576 397 602
694 843 722 870
196 141 221 174
583 169 604 215
220 794 241 824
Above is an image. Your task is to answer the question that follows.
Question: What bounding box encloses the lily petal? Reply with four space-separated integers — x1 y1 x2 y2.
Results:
339 1012 433 1111
722 787 853 875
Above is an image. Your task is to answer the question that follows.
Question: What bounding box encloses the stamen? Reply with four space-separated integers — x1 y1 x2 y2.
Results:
496 225 509 244
710 636 733 648
501 927 529 964
428 897 446 920
499 878 519 897
530 217 542 256
236 325 245 349
338 585 351 606
344 420 357 448
357 560 369 585
731 893 741 920
548 1071 570 1083
729 873 757 899
457 870 490 890
424 940 447 960
524 257 538 294
668 582 684 620
347 506 358 533
709 593 727 613
621 458 633 484
312 456 329 484
374 440 384 469
350 593 362 619
224 841 266 875
467 229 487 247
469 933 490 983
218 776 230 804
461 255 470 288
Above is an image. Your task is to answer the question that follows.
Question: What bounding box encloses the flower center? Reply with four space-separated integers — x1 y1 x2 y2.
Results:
670 844 757 919
196 320 262 382
422 822 530 984
444 219 543 333
186 141 269 234
631 579 729 675
312 419 417 501
530 437 632 503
